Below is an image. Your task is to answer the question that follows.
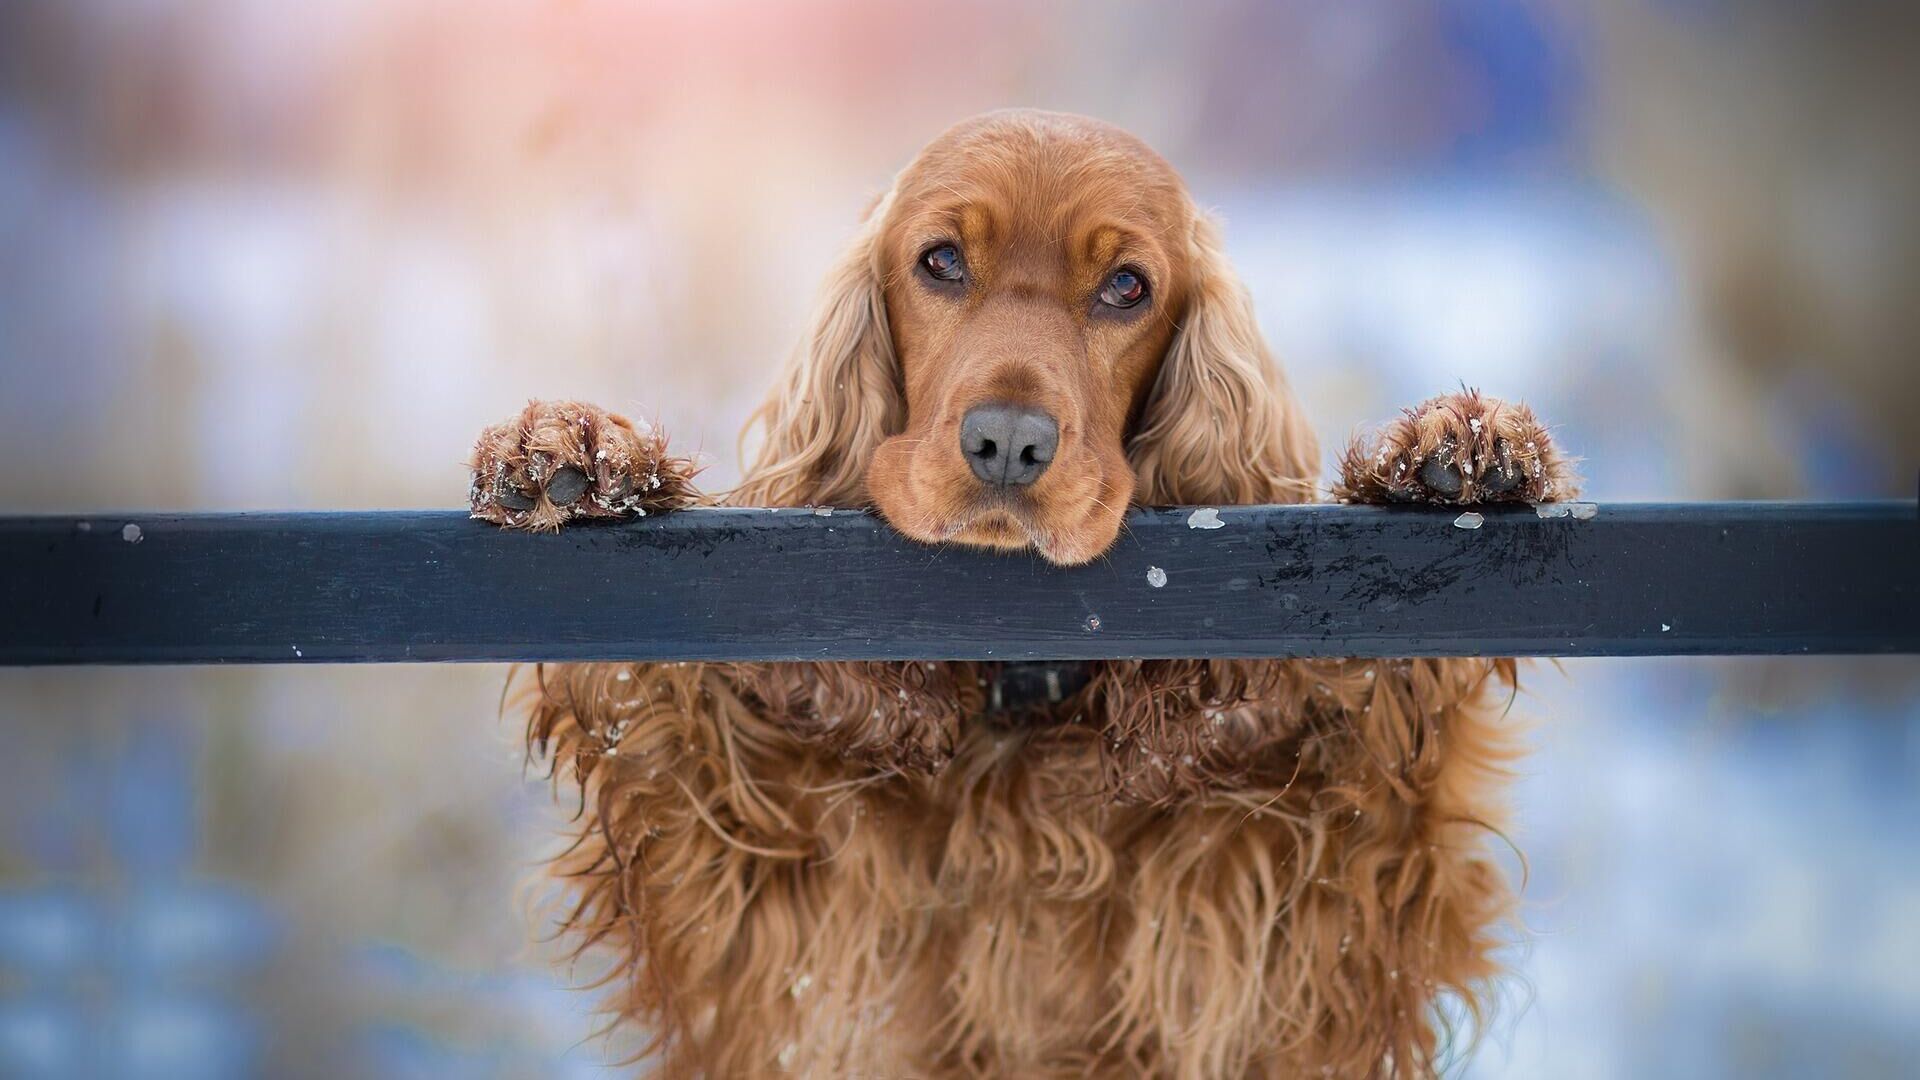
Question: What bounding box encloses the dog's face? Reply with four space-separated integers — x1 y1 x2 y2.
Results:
741 110 1315 562
863 115 1196 565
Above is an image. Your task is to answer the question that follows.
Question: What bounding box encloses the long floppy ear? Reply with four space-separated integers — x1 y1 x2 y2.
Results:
733 190 903 507
1128 212 1319 506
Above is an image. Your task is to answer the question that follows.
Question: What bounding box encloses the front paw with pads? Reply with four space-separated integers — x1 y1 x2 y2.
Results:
1336 389 1578 506
469 400 699 529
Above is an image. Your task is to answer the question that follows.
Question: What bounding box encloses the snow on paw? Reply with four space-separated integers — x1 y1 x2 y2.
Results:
468 400 699 529
1335 389 1579 506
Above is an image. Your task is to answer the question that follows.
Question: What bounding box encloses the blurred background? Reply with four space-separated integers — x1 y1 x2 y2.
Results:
1 1 1916 1076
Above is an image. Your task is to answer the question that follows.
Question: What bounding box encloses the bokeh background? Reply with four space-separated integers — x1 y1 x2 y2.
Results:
3 1 1917 1076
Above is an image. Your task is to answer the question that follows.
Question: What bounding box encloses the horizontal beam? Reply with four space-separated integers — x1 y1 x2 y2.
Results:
2 503 1915 665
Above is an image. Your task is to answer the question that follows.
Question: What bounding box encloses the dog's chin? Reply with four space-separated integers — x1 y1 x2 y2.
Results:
877 499 1122 568
949 509 1032 551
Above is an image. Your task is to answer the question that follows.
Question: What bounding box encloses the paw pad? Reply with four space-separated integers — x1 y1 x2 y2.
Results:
1337 389 1578 506
468 401 698 529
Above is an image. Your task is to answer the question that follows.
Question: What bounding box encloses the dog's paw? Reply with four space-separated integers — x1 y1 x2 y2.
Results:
469 400 699 529
1336 389 1578 505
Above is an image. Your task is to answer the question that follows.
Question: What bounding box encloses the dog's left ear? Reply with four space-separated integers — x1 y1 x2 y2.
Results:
1128 212 1319 506
736 189 904 506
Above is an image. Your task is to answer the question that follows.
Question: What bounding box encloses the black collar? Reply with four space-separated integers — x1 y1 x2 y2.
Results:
983 661 1096 716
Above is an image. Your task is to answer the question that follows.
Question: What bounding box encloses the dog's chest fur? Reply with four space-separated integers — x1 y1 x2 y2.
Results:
536 655 1515 1077
760 722 1350 1076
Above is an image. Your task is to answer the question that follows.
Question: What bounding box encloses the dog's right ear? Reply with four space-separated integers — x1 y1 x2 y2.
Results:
736 189 904 506
1128 211 1319 506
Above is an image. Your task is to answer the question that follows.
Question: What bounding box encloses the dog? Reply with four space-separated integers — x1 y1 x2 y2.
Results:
469 110 1576 1078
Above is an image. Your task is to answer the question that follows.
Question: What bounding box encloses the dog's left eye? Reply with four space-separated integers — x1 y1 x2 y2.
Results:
921 244 965 282
1098 268 1147 309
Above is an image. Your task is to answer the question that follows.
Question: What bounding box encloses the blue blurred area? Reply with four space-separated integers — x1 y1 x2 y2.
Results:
1487 663 1920 1078
0 718 274 1079
1437 0 1584 169
0 685 610 1078
1 0 1916 1076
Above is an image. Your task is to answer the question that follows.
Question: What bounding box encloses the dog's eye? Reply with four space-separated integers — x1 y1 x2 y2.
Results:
1098 268 1147 309
921 244 965 282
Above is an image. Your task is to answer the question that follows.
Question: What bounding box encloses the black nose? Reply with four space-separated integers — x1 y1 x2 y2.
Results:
960 403 1058 488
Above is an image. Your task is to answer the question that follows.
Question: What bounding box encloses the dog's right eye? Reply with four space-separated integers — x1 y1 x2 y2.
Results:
920 244 965 283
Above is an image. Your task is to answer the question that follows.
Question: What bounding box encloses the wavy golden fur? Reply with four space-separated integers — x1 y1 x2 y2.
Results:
472 110 1578 1078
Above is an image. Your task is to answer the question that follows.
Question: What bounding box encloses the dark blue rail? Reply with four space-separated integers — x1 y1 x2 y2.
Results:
2 502 1915 664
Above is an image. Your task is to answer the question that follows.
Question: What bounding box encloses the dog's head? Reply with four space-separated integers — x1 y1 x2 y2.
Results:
742 110 1317 563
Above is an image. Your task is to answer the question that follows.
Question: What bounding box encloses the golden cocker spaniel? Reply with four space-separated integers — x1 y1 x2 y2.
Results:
470 109 1576 1078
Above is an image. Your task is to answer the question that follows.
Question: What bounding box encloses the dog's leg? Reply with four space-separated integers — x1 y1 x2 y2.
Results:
1334 388 1578 505
522 661 947 1077
1300 389 1575 1074
523 661 816 1075
469 399 700 529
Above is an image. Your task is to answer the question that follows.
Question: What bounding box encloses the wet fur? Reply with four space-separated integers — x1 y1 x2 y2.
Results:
481 111 1577 1078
